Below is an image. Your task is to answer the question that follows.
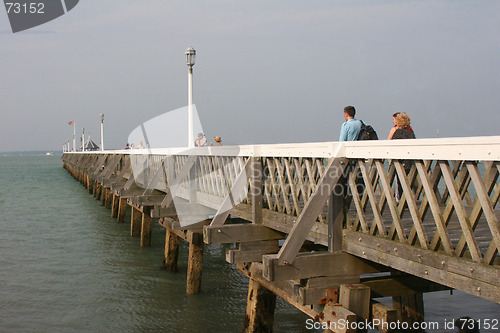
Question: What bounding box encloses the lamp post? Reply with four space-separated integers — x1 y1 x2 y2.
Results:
100 113 104 151
73 122 76 152
185 46 196 148
82 128 85 152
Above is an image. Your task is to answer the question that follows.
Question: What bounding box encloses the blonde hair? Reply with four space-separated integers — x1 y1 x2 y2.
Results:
395 112 411 128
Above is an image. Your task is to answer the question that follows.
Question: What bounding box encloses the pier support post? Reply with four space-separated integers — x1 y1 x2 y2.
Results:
186 232 204 295
131 206 142 237
87 175 93 193
101 188 107 205
242 278 276 333
95 182 101 200
105 189 113 209
117 198 128 223
392 293 425 331
111 193 120 218
339 284 371 333
162 228 179 272
140 207 152 247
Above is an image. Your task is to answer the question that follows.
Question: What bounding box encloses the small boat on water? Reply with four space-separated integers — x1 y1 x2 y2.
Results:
45 152 54 156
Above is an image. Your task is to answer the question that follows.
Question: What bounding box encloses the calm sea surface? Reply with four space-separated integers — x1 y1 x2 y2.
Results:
0 156 498 333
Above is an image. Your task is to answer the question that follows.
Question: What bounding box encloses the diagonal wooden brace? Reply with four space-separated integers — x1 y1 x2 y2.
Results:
276 157 347 265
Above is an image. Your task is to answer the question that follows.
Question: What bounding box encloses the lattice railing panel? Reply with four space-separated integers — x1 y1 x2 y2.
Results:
261 157 329 223
346 158 500 267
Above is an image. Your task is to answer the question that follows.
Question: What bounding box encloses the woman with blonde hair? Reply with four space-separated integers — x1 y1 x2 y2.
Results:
388 112 414 140
392 112 415 140
391 112 415 202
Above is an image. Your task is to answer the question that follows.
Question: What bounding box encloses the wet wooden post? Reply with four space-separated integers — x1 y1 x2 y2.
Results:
93 181 100 199
242 278 276 333
140 207 152 247
105 189 113 209
117 198 128 223
131 206 142 237
186 232 204 295
162 228 179 272
392 294 425 331
87 175 93 193
100 187 107 206
111 193 120 218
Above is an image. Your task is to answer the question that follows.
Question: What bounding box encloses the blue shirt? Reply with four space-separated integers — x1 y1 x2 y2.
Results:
339 118 362 141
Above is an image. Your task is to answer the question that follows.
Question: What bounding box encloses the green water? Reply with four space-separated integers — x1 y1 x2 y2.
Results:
0 156 498 332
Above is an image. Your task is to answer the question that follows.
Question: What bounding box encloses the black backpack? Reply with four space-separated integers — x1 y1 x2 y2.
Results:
357 120 378 140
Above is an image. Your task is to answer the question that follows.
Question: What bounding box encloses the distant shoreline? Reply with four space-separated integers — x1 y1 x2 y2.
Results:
0 151 62 156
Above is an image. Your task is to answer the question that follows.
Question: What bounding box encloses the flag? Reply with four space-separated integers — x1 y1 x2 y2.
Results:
68 121 75 125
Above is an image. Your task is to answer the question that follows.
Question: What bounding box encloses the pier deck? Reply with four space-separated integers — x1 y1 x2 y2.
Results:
62 136 500 332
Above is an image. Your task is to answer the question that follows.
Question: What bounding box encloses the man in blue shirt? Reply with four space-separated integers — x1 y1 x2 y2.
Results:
339 106 362 141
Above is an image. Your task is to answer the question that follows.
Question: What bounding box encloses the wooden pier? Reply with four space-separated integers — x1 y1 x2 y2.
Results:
62 137 500 332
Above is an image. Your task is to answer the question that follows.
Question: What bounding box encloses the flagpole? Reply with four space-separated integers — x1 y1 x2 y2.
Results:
73 123 76 152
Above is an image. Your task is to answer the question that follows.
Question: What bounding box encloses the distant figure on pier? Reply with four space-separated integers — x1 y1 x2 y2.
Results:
125 143 130 150
391 112 416 202
387 112 413 140
212 136 222 146
195 133 207 147
339 106 362 141
130 143 135 149
136 141 144 149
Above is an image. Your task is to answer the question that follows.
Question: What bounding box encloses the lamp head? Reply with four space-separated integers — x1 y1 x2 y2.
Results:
185 46 196 67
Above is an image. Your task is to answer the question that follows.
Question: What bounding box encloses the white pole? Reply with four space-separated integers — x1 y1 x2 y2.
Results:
100 114 104 151
188 66 194 148
82 128 85 152
73 123 76 151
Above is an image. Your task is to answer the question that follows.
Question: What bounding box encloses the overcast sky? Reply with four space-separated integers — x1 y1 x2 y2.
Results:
1 0 499 152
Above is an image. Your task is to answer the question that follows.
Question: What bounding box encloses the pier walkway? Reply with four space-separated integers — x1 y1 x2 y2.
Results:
62 136 500 332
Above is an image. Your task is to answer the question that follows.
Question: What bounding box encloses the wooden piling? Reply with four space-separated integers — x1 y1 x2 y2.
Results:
140 207 152 247
186 232 204 295
111 193 120 218
105 189 113 209
392 294 425 331
242 278 277 333
339 284 371 333
94 182 101 200
131 206 142 237
87 175 93 193
117 198 128 223
100 187 107 205
162 228 179 272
